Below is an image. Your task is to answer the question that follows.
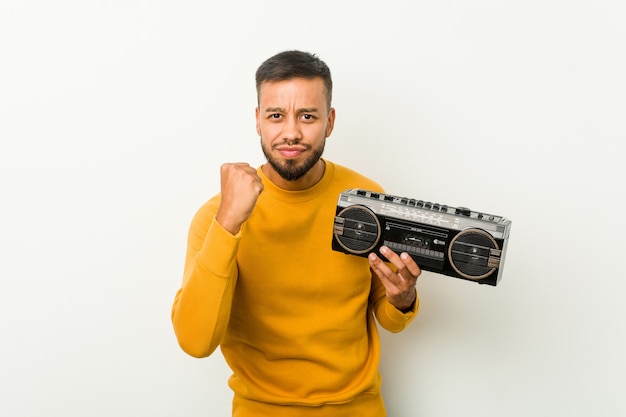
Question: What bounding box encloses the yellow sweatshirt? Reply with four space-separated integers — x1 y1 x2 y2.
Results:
171 160 419 416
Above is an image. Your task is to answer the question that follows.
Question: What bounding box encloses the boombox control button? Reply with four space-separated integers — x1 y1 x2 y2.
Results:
456 207 471 217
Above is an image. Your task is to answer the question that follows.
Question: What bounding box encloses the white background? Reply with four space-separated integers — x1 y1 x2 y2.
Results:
1 1 625 416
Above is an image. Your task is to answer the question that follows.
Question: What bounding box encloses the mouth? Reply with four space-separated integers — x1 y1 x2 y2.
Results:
275 145 308 159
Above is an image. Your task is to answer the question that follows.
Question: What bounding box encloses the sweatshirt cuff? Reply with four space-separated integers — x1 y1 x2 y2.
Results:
384 294 419 324
195 217 241 277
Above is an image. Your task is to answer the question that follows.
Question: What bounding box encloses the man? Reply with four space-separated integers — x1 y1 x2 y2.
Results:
171 50 421 417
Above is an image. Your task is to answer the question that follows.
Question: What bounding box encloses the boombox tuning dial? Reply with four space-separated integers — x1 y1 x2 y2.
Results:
354 189 502 223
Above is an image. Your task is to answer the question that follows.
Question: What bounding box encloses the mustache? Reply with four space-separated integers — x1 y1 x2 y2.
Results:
272 139 312 149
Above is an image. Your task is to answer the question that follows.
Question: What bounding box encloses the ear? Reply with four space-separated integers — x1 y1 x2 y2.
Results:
325 107 336 137
255 107 261 136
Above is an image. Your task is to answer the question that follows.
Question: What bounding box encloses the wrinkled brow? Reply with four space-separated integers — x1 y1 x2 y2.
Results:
264 107 319 113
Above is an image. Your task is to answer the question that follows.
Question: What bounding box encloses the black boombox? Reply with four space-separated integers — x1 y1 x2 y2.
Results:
331 189 512 285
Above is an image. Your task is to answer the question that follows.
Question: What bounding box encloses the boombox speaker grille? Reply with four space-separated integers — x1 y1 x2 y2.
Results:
334 205 381 254
448 228 500 280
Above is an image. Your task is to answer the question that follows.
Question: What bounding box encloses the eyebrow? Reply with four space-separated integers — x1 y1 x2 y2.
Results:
264 107 319 113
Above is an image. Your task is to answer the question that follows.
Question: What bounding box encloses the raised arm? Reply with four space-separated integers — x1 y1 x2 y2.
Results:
171 163 263 357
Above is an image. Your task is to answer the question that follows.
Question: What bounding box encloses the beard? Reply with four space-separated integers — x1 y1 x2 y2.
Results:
261 138 326 181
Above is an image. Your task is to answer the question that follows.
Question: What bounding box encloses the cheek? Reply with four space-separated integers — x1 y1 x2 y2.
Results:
259 123 279 140
308 124 329 140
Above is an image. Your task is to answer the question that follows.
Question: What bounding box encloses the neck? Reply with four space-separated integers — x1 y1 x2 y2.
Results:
262 159 326 191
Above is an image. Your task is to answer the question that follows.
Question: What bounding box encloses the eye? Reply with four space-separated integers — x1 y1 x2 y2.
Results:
269 113 282 119
301 114 315 121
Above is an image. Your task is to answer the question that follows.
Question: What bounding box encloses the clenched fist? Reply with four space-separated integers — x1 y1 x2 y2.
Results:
215 163 264 235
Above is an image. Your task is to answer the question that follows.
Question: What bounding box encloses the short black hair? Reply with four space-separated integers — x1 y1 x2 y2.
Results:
255 50 333 109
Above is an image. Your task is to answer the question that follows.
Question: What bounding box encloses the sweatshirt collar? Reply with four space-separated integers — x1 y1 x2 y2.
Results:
258 159 335 203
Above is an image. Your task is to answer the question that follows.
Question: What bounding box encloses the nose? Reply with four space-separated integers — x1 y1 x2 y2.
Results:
282 115 302 142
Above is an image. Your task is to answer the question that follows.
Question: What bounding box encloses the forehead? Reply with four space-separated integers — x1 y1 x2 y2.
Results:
258 77 327 107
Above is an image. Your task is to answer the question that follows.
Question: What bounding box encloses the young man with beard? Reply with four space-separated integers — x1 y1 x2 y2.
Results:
171 50 421 417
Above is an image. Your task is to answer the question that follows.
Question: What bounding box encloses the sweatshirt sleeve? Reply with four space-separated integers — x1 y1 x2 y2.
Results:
171 197 240 358
369 270 419 332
